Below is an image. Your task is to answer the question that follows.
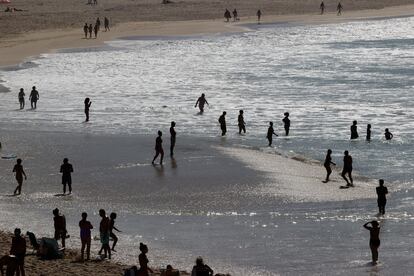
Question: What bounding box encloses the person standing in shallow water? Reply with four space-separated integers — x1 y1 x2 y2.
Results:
363 221 380 265
376 179 388 215
384 128 393 140
60 158 74 195
18 88 25 109
282 112 290 136
170 121 176 157
341 150 353 186
323 149 336 183
238 110 246 134
13 158 27 195
350 120 358 139
267 122 278 146
84 98 92 122
218 111 227 136
29 86 39 109
152 131 164 165
366 124 371 141
195 93 209 113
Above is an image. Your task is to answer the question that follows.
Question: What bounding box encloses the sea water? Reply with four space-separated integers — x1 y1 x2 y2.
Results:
1 16 414 275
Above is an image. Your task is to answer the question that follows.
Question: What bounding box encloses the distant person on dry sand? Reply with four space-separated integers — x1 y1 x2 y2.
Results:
96 17 101 30
224 9 231 22
350 120 358 139
232 9 238 21
29 86 39 109
323 149 336 183
53 208 68 249
60 158 74 195
94 23 99 38
195 93 209 113
238 110 246 134
376 179 388 215
341 150 353 187
320 1 325 14
104 17 110 31
88 24 93 38
79 212 93 261
282 112 290 136
83 23 88 38
218 111 227 136
384 128 393 140
138 243 153 276
170 121 176 157
99 209 111 259
84 97 92 122
18 88 25 109
256 9 262 24
363 220 380 265
10 228 26 276
109 212 121 252
191 257 213 276
337 2 343 15
267 121 278 146
366 124 371 141
152 131 164 165
12 158 27 196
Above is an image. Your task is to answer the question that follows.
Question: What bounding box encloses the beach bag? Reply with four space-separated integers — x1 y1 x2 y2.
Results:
124 266 138 276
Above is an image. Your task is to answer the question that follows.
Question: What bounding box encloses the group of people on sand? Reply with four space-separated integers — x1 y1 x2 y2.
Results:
17 86 39 110
83 17 110 39
87 0 98 5
223 9 262 23
319 1 343 15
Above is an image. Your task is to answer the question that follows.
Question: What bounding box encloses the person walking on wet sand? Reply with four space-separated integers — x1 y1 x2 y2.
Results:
195 93 209 113
238 110 246 134
337 2 343 15
267 122 278 146
366 124 371 141
18 88 25 109
84 98 92 122
60 158 74 195
170 121 176 157
10 228 26 276
384 128 393 140
376 179 388 215
350 120 358 139
341 150 353 186
99 209 111 259
94 23 99 38
257 9 262 24
79 212 93 261
104 17 110 31
88 24 93 38
13 158 27 195
363 220 380 265
83 23 88 38
282 112 290 136
320 1 325 14
29 86 39 109
109 212 121 252
232 9 238 21
152 131 164 165
53 208 67 249
218 111 227 136
224 9 231 22
323 149 336 183
96 17 101 31
138 243 153 276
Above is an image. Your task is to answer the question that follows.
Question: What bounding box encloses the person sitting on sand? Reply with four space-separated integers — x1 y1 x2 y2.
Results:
323 149 336 183
18 88 25 109
232 9 238 21
267 121 278 146
350 120 358 139
366 124 371 141
238 110 246 134
191 257 213 276
12 158 27 196
384 128 393 140
79 212 93 261
53 208 68 249
282 112 290 136
224 9 231 22
88 24 93 38
109 212 121 252
256 9 262 24
84 98 92 122
195 93 209 113
363 220 380 265
138 243 153 276
99 209 111 259
94 23 99 38
10 228 26 276
29 86 39 109
60 158 74 195
104 17 110 31
83 23 88 38
152 131 164 165
170 121 176 157
218 111 227 136
320 1 325 14
341 150 353 186
337 2 343 15
376 179 388 215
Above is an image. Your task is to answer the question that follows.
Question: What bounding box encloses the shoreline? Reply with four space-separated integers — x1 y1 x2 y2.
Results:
0 4 414 68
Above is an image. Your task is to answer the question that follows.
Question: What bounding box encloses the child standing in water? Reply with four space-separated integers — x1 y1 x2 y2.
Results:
84 98 92 122
384 128 393 140
363 221 380 265
323 149 336 183
266 122 278 146
282 112 290 136
13 159 27 195
109 212 121 252
366 124 371 141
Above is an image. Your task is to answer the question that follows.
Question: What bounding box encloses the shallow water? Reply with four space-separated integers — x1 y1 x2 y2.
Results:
1 16 414 275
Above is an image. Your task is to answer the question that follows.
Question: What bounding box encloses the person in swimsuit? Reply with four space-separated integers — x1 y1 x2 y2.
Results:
350 120 358 139
13 158 27 195
84 98 92 122
266 122 278 146
99 209 111 259
363 221 380 265
152 131 164 165
282 112 290 136
79 212 93 261
195 93 209 113
341 150 353 186
60 158 74 194
170 122 176 157
29 86 39 109
323 149 336 183
18 88 25 109
53 208 67 248
238 110 246 134
376 179 388 215
384 128 393 140
138 243 153 276
366 124 371 141
109 212 121 252
218 111 227 136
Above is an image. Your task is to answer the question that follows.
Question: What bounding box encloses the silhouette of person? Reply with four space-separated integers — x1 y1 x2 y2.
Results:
108 212 121 252
232 9 238 21
104 17 110 31
13 158 27 195
350 120 358 139
96 17 101 31
363 221 380 265
195 93 209 113
84 98 92 122
18 88 25 109
83 23 88 38
384 128 393 140
337 2 343 15
238 110 246 134
323 149 336 183
99 209 111 259
93 0 97 5
282 112 290 136
79 212 93 261
138 243 153 276
94 23 99 38
152 131 164 165
191 257 214 276
224 9 231 22
10 228 26 276
29 86 39 109
320 1 325 14
170 121 176 157
267 122 278 146
257 9 262 24
376 179 388 215
341 150 353 186
366 124 371 141
218 111 227 136
60 158 74 194
88 24 93 38
53 208 67 248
